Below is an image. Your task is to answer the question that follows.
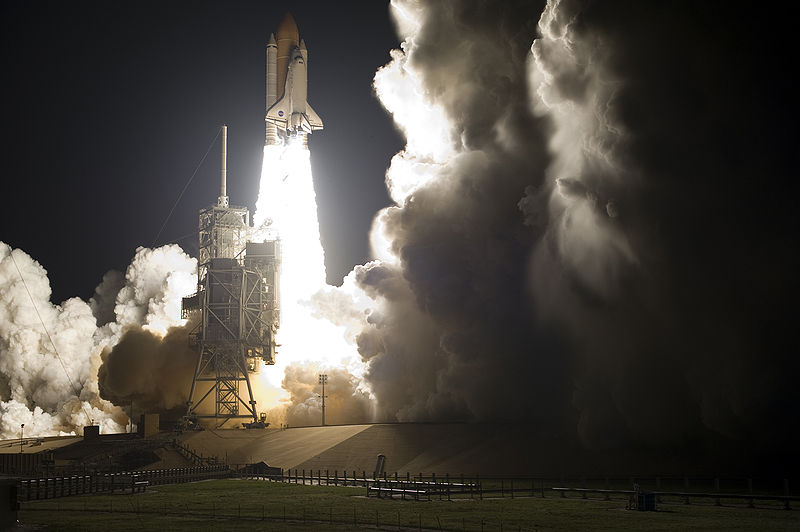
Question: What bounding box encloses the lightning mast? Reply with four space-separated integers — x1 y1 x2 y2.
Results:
182 125 281 428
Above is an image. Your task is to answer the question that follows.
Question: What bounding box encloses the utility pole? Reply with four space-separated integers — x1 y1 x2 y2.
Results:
318 374 328 426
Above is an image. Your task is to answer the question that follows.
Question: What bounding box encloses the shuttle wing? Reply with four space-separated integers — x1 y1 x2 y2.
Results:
305 103 323 130
266 93 292 129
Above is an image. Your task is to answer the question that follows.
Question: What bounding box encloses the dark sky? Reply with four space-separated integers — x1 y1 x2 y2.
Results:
1 1 403 303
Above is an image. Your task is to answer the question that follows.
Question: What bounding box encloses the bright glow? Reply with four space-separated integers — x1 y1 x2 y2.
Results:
252 140 365 415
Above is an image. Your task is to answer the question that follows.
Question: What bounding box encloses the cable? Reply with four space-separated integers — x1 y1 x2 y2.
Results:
9 250 94 425
151 127 222 248
159 230 198 245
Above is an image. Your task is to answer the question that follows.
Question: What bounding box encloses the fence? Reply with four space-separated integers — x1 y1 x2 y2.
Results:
17 473 799 531
249 470 798 509
18 467 798 511
17 466 231 501
367 479 480 501
168 439 222 467
551 486 799 510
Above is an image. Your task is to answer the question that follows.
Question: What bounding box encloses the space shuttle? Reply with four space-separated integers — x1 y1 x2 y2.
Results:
265 13 323 145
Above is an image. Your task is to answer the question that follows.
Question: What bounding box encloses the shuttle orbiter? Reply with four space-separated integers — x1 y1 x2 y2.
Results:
265 13 323 145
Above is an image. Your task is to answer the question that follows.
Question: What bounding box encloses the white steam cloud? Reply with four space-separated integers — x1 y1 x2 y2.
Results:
0 242 196 438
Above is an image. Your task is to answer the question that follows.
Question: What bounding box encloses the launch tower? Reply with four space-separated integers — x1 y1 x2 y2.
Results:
182 125 280 428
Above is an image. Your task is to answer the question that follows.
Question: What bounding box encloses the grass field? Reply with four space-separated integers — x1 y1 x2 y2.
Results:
17 479 800 531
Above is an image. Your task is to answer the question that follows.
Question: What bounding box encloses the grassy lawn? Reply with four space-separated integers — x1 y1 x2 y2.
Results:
17 479 800 531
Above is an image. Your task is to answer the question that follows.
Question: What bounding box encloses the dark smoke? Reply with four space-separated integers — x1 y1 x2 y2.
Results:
355 0 798 466
281 363 372 427
98 323 197 414
89 270 125 326
361 0 570 427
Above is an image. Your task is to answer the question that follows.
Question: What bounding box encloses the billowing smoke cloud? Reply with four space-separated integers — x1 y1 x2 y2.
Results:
90 270 125 327
94 245 197 415
319 0 798 461
105 245 196 336
0 243 126 437
0 242 196 438
280 363 372 427
346 0 567 427
97 324 197 414
525 0 799 453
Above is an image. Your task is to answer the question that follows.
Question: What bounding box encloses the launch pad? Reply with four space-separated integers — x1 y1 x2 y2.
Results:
179 12 322 430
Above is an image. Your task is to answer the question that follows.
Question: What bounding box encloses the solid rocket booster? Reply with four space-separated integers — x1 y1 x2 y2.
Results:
265 13 323 145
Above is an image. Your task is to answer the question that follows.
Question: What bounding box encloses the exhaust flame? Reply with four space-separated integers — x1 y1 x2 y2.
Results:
252 140 370 424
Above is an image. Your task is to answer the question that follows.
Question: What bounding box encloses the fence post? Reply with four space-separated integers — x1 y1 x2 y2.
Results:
784 479 790 510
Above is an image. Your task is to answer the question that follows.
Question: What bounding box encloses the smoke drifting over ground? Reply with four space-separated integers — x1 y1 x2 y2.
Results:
320 0 798 462
97 324 196 414
280 364 371 427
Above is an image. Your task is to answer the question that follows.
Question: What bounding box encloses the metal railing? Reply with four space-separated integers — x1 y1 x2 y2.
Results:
17 465 232 501
245 470 798 510
551 486 799 510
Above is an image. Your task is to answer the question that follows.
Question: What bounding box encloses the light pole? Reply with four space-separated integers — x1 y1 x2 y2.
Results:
318 374 328 426
20 423 24 454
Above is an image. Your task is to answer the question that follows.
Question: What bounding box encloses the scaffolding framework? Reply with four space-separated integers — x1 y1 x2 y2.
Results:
183 206 280 428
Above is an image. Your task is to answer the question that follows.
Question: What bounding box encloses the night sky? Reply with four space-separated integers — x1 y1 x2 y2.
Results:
1 1 402 302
